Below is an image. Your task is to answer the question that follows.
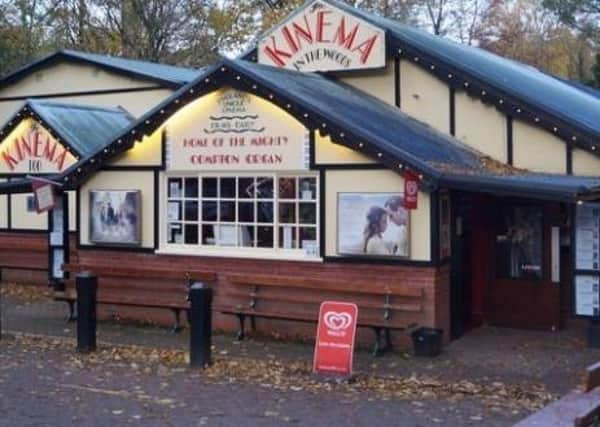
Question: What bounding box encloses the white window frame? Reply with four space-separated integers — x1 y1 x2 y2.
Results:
158 171 321 261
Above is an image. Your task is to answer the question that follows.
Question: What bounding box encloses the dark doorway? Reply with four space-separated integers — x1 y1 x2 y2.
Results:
450 193 474 339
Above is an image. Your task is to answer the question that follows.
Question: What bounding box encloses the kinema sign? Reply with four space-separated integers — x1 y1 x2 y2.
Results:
0 121 77 173
258 0 386 72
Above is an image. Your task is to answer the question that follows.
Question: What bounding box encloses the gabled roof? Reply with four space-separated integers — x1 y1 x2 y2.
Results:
333 0 600 133
1 58 600 202
54 57 484 191
0 49 202 91
0 99 134 158
245 0 600 152
26 100 136 157
232 60 482 177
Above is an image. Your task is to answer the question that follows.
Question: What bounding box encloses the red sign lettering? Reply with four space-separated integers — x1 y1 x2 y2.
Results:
0 129 70 172
258 1 385 72
313 301 358 376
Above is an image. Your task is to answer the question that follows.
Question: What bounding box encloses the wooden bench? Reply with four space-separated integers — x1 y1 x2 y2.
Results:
514 361 600 427
54 263 216 332
217 273 424 355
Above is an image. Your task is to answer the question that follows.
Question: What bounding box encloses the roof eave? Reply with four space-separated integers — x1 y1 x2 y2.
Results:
439 173 597 203
0 51 186 93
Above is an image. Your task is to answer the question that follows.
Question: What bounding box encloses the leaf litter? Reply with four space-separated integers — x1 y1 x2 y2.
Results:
2 332 555 412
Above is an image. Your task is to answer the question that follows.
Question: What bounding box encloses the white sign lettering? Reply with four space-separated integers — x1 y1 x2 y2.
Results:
167 88 308 171
258 0 386 72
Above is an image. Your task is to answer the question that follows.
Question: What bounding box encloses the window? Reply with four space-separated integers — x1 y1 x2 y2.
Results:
166 174 318 255
495 205 543 280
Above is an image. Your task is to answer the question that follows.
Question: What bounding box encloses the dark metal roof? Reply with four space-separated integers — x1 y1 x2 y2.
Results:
325 0 600 139
0 49 202 90
441 171 600 202
0 100 134 195
230 59 482 177
1 58 600 203
27 100 135 157
556 77 600 100
243 0 600 149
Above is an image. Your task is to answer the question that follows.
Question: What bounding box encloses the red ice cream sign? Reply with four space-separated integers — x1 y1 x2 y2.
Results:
313 301 358 376
404 170 419 210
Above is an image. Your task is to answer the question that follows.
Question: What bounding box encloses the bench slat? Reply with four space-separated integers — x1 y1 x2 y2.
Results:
223 290 422 312
63 263 216 282
225 274 423 298
217 307 414 330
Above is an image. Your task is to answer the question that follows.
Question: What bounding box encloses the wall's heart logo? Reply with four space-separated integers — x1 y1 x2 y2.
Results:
406 180 418 196
324 311 353 331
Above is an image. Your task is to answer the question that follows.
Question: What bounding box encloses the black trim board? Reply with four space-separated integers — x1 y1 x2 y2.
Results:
0 86 169 103
323 256 436 267
318 168 326 259
0 229 47 234
567 143 573 175
314 163 386 170
153 170 160 250
77 244 156 253
100 166 162 171
394 56 401 108
430 190 440 265
507 115 513 165
76 188 81 248
161 128 167 170
449 88 456 136
309 130 316 169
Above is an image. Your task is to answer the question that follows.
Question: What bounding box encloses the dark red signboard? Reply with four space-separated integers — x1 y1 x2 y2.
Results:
404 170 419 210
313 301 358 376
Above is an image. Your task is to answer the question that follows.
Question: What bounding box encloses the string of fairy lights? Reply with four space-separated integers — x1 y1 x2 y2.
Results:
0 44 597 202
51 61 432 191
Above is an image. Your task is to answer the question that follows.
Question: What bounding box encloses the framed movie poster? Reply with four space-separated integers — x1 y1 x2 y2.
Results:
89 190 141 245
337 193 409 258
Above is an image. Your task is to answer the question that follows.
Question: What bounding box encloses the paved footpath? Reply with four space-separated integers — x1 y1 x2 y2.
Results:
2 285 600 426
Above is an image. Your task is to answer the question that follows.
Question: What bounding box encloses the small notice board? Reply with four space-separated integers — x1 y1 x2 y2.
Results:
574 203 600 318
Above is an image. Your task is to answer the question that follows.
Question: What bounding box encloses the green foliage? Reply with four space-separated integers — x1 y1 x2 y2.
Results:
0 0 597 87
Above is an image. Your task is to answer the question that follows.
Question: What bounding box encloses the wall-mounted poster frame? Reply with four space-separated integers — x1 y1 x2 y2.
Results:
48 192 69 287
337 192 410 259
573 202 600 318
89 190 142 246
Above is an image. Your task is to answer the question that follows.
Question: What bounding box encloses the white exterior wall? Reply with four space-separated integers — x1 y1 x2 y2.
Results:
79 170 155 248
336 60 396 106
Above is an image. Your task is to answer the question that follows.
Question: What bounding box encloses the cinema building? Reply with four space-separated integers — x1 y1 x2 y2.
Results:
2 0 600 346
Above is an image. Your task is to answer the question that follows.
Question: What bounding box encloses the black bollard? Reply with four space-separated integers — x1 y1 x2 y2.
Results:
76 271 97 352
189 282 212 368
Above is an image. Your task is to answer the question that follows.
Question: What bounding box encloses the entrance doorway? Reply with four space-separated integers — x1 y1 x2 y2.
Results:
450 194 562 337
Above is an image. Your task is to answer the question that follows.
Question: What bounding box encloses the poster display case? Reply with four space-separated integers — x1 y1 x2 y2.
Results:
574 203 600 318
